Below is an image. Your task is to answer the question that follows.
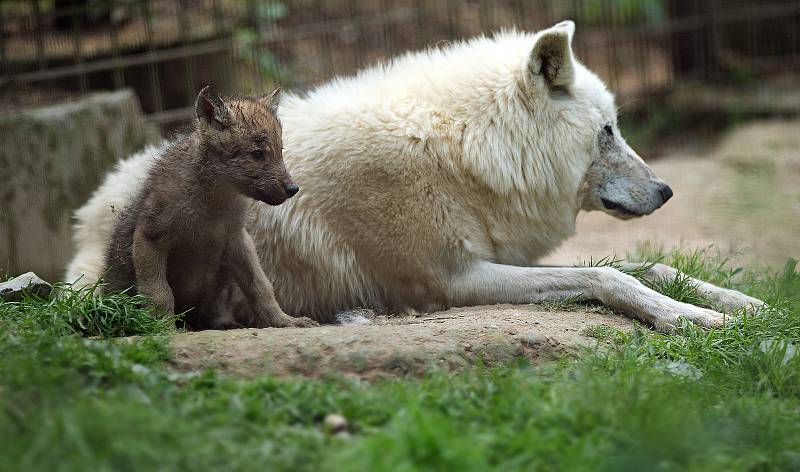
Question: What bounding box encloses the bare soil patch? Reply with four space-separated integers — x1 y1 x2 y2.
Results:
169 304 632 380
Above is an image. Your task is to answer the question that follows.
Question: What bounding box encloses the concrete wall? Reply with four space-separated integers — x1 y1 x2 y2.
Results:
0 90 158 280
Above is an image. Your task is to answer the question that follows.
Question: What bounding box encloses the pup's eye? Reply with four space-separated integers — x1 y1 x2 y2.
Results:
251 150 265 160
603 124 614 136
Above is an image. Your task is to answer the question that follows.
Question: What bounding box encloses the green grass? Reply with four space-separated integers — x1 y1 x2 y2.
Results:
1 249 799 471
0 281 179 338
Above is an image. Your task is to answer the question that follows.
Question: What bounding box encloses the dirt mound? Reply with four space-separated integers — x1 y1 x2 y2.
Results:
169 304 632 380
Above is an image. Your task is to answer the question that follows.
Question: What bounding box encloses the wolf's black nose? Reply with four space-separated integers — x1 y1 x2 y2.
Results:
285 183 300 197
659 184 673 204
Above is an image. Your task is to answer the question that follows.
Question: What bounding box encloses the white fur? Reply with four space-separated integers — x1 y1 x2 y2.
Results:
65 142 166 287
64 23 763 330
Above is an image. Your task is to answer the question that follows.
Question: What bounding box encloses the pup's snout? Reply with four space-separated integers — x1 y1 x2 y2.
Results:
658 183 673 204
284 183 300 198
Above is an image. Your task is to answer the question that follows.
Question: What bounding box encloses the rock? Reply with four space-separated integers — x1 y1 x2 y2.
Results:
519 329 546 347
0 90 160 281
324 414 349 435
335 309 373 325
0 272 52 302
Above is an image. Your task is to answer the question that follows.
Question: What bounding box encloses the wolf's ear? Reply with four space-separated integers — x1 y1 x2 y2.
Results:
257 87 281 114
527 20 576 95
195 85 230 130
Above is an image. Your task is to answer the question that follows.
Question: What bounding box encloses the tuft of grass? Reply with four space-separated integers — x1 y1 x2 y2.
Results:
540 294 590 311
0 281 179 338
645 271 708 307
581 324 620 340
630 242 744 287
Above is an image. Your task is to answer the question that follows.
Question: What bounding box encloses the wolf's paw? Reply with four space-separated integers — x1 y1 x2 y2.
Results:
677 304 728 329
700 286 766 314
647 297 731 333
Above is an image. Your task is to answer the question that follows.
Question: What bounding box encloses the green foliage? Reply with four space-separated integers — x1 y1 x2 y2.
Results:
1 249 799 470
0 281 178 338
577 0 667 25
234 1 289 85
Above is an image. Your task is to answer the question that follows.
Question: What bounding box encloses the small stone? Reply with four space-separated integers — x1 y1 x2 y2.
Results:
0 272 52 302
335 311 372 325
519 329 545 347
324 413 348 434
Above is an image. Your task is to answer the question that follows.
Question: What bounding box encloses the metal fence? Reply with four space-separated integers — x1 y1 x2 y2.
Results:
3 0 800 128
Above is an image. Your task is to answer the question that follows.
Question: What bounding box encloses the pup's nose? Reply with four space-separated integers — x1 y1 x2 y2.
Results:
659 184 673 204
285 183 300 197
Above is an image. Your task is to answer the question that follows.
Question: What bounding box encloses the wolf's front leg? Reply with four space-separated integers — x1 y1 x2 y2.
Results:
617 262 766 314
226 229 318 328
132 227 174 315
447 261 729 332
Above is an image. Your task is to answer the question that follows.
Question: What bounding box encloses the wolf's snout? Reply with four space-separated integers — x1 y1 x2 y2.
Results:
658 183 673 205
284 183 300 198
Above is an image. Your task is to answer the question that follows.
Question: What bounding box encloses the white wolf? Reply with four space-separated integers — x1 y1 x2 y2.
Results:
66 21 763 331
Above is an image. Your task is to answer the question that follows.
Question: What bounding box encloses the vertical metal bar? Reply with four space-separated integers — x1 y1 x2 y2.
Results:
512 0 526 30
71 0 88 94
635 11 649 102
210 0 224 35
107 0 124 89
349 0 363 68
792 9 799 62
413 0 428 49
315 0 332 79
603 0 617 92
706 0 719 80
246 0 264 90
0 2 6 66
381 0 393 56
446 0 457 40
176 0 197 105
32 0 46 70
141 0 164 113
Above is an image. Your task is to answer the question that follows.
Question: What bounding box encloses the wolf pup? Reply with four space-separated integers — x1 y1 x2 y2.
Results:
104 86 317 330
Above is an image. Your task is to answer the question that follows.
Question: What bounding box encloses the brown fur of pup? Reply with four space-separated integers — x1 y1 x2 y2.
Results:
103 86 318 330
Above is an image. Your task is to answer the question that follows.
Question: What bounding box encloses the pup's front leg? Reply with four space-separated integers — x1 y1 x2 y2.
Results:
226 229 318 328
132 226 174 315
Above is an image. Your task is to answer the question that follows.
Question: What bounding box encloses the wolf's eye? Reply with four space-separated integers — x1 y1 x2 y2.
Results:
251 150 265 160
603 124 614 137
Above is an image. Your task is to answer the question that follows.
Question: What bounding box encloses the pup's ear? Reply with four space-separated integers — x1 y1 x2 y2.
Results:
257 87 281 114
527 20 576 96
195 85 230 130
